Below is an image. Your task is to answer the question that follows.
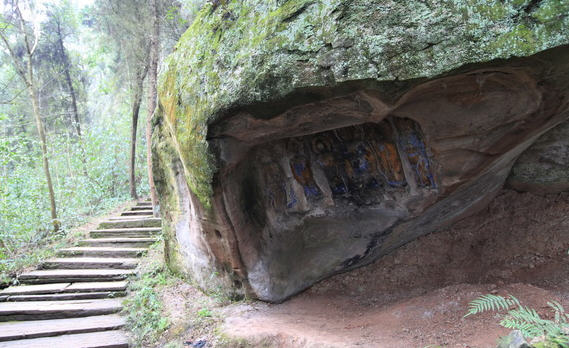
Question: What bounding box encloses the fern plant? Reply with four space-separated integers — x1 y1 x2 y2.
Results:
465 294 569 347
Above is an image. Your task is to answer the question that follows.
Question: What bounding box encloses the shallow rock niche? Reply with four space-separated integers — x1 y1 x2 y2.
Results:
152 47 569 302
206 66 569 302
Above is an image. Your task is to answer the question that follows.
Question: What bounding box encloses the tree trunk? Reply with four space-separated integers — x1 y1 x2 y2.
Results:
27 55 59 231
146 0 160 214
56 21 81 137
129 67 147 199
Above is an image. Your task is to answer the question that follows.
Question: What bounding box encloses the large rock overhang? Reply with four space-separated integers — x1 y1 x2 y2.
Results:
153 45 569 302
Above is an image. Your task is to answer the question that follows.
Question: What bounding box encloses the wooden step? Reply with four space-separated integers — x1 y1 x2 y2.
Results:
0 329 129 347
0 298 123 321
1 283 70 296
41 257 139 269
99 218 161 229
79 238 157 248
130 206 153 211
0 314 125 342
19 269 135 284
135 202 152 207
1 291 124 302
89 227 161 238
121 210 153 216
66 281 129 293
0 281 128 296
108 215 155 221
58 247 147 258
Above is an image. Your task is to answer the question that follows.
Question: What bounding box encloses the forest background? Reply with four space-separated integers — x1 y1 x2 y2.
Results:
0 0 203 283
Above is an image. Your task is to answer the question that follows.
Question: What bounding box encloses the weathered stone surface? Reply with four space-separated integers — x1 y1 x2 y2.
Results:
507 120 569 194
152 0 569 302
496 330 531 348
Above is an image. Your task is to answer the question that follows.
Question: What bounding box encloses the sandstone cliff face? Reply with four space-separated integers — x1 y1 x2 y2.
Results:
152 0 569 302
508 120 569 194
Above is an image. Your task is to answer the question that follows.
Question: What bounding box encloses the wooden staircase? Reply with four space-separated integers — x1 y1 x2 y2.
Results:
0 201 159 348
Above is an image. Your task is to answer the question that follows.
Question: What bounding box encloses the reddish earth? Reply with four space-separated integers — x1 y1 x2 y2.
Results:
220 190 569 347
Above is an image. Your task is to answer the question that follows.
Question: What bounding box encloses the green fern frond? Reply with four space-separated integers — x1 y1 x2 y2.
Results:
549 333 569 348
548 301 567 324
464 294 520 317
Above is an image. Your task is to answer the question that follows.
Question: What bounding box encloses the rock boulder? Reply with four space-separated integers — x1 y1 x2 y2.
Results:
152 0 569 302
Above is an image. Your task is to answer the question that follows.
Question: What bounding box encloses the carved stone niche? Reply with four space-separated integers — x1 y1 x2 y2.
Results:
201 66 569 303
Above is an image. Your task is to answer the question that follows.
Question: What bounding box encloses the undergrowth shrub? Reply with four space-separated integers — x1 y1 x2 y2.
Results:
465 294 569 347
124 259 172 347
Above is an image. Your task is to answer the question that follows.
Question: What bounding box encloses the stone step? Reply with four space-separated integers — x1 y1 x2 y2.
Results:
98 217 161 229
130 206 152 211
108 215 155 220
121 210 153 216
1 291 124 302
41 257 139 270
79 238 157 248
18 269 135 284
58 247 148 258
0 298 123 321
0 314 125 342
0 281 128 296
0 330 129 347
89 227 161 238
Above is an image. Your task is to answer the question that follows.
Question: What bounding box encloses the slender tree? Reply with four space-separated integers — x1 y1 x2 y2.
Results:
0 0 59 230
129 63 148 199
94 0 152 199
53 10 81 137
146 0 160 212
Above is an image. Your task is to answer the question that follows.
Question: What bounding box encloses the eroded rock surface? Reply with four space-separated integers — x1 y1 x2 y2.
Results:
507 121 569 194
152 0 569 302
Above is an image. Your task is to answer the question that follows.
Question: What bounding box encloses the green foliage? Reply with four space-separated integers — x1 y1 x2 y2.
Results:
123 260 173 347
465 294 569 347
465 294 521 316
197 307 212 318
0 0 154 281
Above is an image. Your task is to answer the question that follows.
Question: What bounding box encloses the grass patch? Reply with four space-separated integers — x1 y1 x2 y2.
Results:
123 247 175 347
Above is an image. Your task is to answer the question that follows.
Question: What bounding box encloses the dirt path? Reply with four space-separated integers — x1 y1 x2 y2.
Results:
220 190 569 347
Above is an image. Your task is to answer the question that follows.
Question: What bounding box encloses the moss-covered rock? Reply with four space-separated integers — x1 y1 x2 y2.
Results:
157 0 569 206
153 0 569 301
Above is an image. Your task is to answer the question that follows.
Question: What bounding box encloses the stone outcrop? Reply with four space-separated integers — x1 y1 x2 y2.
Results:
152 0 569 302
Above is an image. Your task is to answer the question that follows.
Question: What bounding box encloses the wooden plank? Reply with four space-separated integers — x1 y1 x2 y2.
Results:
121 210 153 216
58 247 147 258
89 227 160 239
79 238 156 248
130 206 152 211
0 281 127 296
80 237 157 243
0 314 125 342
0 299 123 321
3 291 125 302
108 215 153 220
99 218 161 229
41 257 139 270
19 269 135 284
91 227 161 233
0 330 129 347
0 283 70 296
66 281 128 293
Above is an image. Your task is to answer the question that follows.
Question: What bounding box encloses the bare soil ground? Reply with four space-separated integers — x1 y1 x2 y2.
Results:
215 190 569 347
